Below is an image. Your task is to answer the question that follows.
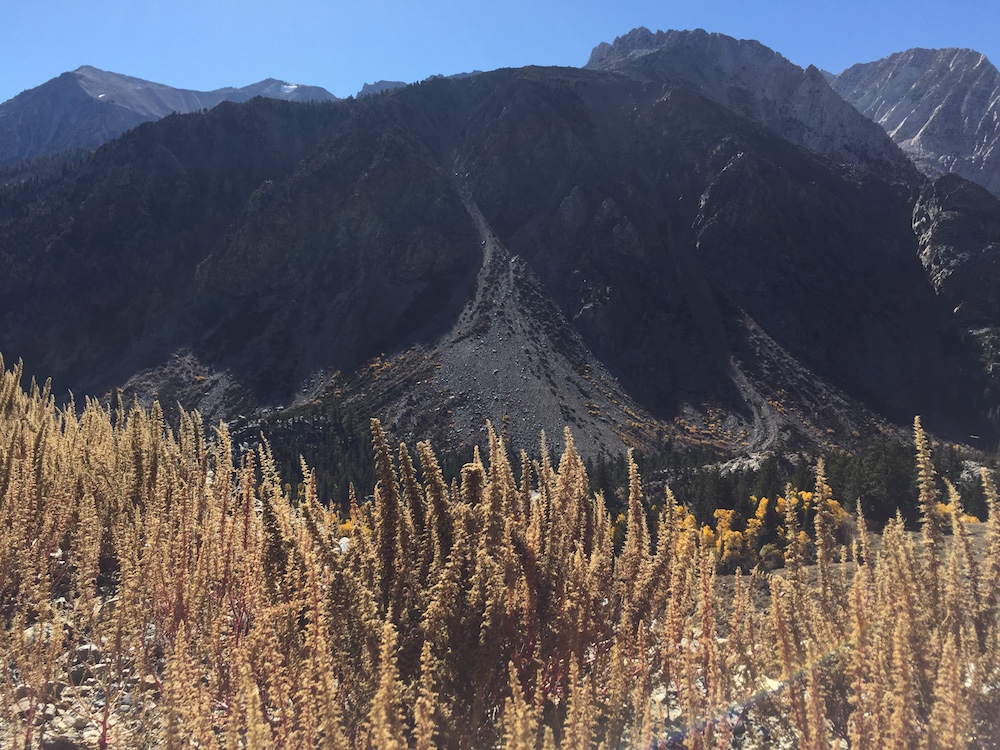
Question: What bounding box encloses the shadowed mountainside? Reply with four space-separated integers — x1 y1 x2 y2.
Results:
0 60 997 460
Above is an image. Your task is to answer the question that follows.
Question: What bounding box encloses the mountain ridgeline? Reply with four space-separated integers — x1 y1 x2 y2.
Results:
1 32 999 467
585 27 919 182
831 47 1000 198
0 65 337 168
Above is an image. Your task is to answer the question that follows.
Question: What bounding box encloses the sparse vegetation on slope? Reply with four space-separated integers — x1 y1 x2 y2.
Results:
2 356 1000 748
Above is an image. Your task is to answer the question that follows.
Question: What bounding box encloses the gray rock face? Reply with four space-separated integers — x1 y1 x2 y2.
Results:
585 27 917 181
912 173 1000 418
831 48 1000 197
913 173 1000 324
0 66 337 166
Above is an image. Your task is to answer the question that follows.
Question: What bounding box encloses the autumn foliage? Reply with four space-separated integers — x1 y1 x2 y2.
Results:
1 357 999 748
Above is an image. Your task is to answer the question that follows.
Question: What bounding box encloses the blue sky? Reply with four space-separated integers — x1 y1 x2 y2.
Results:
2 0 997 104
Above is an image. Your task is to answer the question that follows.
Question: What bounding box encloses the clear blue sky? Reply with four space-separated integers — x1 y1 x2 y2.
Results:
2 0 997 104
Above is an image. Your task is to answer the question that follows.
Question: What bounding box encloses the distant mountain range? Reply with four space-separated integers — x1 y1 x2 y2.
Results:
358 80 408 97
6 37 998 198
0 65 337 167
830 48 1000 198
1 29 1000 475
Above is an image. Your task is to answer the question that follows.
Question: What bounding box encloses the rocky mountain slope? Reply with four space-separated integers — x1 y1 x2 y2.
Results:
585 27 918 182
0 65 336 166
911 173 1000 419
913 174 1000 323
831 48 1000 198
1 59 995 464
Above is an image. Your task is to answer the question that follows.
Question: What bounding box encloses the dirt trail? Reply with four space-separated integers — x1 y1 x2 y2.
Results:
729 358 783 453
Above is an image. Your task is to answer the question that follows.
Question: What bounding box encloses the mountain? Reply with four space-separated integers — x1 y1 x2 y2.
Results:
913 174 1000 323
358 80 408 97
831 48 1000 198
357 74 488 99
1 59 995 467
585 27 918 182
0 65 337 167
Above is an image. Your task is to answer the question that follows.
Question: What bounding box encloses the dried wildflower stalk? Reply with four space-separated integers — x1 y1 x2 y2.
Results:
0 355 998 748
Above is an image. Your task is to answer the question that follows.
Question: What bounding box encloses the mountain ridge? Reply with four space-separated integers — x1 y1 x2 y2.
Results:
0 65 337 167
584 27 918 182
2 34 1000 464
0 65 993 459
831 47 1000 197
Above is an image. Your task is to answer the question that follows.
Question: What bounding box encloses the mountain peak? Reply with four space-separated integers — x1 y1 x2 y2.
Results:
586 41 613 67
587 27 780 70
831 46 1000 196
585 28 917 180
0 67 337 167
585 26 656 63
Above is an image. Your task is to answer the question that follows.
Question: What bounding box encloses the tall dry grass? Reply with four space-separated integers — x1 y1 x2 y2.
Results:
1 357 998 748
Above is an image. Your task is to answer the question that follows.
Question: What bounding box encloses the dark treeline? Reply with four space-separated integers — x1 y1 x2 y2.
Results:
588 435 993 531
238 399 994 535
